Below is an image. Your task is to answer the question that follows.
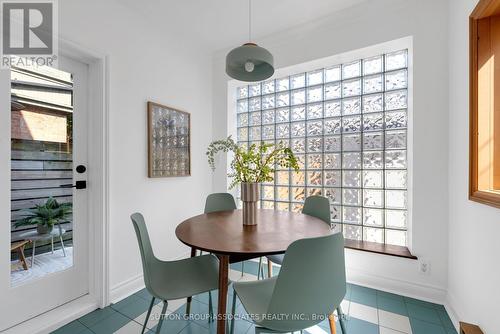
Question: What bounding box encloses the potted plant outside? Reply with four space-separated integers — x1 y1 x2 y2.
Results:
14 197 72 235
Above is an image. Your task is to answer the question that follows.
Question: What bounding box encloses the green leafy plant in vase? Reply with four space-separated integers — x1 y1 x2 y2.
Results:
14 197 72 234
207 136 299 225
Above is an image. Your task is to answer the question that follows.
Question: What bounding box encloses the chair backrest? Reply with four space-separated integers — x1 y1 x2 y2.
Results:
303 195 331 225
131 213 160 296
263 233 346 331
204 193 237 213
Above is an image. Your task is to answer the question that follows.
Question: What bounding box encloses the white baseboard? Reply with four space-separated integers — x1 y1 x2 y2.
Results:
346 267 447 305
444 292 461 332
109 250 191 304
257 258 447 305
2 295 98 334
109 273 145 304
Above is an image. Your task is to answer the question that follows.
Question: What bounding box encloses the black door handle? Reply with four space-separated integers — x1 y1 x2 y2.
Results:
60 181 87 189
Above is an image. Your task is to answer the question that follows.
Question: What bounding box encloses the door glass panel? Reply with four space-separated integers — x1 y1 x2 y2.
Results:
10 64 74 286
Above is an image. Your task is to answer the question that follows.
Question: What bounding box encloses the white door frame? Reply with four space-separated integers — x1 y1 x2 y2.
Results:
2 38 110 334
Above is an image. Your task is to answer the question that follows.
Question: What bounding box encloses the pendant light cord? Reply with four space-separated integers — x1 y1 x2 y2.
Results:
248 0 252 42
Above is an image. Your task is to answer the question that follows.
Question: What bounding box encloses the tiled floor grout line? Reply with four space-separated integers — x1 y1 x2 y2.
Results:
403 296 454 333
76 319 97 333
379 326 408 334
376 299 381 328
111 306 147 330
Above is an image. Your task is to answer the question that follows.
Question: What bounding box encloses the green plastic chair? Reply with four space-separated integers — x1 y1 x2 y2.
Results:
302 195 331 224
204 192 237 213
263 195 347 332
200 193 239 313
204 193 249 276
131 213 219 334
231 233 346 334
265 195 331 267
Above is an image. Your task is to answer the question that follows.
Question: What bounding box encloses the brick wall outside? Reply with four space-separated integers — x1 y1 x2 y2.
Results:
11 105 68 143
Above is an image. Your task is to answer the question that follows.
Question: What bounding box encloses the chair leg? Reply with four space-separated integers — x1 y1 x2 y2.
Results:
141 297 155 334
59 235 66 257
156 301 168 334
267 260 272 278
328 313 337 334
51 237 54 254
241 261 245 277
337 305 347 334
208 291 214 322
230 291 237 334
17 246 28 270
31 240 36 267
257 257 263 279
186 296 192 316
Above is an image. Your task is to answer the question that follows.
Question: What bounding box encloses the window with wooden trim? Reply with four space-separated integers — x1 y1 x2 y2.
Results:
470 0 500 208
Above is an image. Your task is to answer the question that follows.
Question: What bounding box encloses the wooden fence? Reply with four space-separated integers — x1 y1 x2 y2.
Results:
11 150 73 252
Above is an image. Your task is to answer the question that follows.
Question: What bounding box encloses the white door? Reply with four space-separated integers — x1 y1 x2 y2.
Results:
0 55 90 330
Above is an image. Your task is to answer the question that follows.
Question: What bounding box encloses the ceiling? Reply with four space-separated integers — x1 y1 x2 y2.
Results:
117 0 368 52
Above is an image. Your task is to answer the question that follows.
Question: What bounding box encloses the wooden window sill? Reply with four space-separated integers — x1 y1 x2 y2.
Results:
344 239 417 260
469 190 500 208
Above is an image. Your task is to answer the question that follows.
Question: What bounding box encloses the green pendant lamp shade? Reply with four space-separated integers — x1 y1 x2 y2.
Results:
226 42 274 82
225 0 274 82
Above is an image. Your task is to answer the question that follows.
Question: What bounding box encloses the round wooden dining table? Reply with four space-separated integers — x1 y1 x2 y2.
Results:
175 208 333 334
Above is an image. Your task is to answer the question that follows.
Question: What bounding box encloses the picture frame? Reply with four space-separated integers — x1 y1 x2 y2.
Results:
147 101 191 177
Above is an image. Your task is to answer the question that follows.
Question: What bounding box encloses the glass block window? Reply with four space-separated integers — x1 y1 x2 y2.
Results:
235 49 409 247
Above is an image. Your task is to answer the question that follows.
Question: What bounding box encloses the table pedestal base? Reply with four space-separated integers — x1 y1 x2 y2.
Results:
216 255 229 334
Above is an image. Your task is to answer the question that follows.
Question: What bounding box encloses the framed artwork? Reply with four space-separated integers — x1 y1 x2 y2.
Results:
147 101 191 177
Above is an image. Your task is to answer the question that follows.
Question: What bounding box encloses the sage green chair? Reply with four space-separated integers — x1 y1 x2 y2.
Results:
204 192 237 213
231 233 346 334
200 193 239 313
204 193 249 276
263 195 347 332
265 195 331 268
302 195 331 224
131 213 219 334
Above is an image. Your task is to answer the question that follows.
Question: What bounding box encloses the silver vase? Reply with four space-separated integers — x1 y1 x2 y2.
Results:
241 182 259 225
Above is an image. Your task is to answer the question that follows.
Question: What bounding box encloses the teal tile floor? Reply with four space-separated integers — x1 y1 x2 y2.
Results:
52 261 457 334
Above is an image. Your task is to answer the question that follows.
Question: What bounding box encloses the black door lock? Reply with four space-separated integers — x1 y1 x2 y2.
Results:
60 180 87 189
76 165 86 173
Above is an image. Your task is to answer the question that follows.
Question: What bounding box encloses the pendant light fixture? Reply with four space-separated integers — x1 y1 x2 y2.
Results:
226 0 274 82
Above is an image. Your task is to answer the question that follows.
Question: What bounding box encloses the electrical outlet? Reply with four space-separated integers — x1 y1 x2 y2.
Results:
418 260 430 275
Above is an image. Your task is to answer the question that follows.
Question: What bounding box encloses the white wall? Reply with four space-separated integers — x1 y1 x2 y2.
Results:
447 0 500 332
212 0 450 301
56 0 214 295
